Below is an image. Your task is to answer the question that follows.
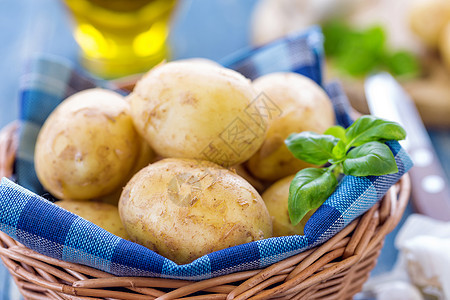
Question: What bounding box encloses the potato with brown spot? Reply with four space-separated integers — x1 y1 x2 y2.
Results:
128 61 267 167
35 89 154 200
119 158 273 264
262 175 315 236
247 73 335 181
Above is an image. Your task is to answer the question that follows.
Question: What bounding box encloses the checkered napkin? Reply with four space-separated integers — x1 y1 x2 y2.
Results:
0 27 413 280
220 26 324 85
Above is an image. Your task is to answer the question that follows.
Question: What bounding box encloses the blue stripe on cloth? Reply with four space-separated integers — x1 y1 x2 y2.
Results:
289 30 324 85
332 177 378 226
110 239 165 277
304 204 342 244
16 195 77 257
16 122 40 162
14 159 44 196
325 81 354 128
0 179 33 239
21 55 73 97
62 219 121 273
162 256 212 280
387 140 402 156
257 235 309 268
221 26 324 86
15 121 42 195
18 55 77 124
208 242 261 277
328 176 375 215
19 90 65 125
251 43 293 76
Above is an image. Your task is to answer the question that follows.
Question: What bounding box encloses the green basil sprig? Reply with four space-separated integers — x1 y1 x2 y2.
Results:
285 115 406 226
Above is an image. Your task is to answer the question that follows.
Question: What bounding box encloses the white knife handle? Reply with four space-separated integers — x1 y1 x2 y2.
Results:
409 146 450 221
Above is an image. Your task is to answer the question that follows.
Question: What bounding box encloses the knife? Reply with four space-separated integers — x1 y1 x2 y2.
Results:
365 72 450 221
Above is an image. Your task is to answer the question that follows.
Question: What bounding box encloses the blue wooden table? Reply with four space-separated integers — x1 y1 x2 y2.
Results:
0 0 448 298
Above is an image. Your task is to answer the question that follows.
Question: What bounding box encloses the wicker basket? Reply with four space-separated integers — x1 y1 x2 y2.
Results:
0 122 411 300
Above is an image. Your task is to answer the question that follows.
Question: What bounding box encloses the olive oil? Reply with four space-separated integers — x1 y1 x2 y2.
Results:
63 0 177 78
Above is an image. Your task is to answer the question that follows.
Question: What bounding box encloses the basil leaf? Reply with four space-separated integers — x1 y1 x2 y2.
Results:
324 125 346 141
386 50 420 77
343 141 398 176
288 168 338 226
345 115 406 149
331 139 346 161
285 132 339 165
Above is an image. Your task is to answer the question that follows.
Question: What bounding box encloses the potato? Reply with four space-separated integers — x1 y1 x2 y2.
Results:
409 0 450 49
35 88 154 200
56 201 129 239
97 138 155 205
247 73 335 181
231 164 265 193
440 21 450 71
127 61 267 167
262 175 315 236
119 158 272 264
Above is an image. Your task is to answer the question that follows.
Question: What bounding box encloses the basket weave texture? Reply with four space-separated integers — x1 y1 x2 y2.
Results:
0 122 411 300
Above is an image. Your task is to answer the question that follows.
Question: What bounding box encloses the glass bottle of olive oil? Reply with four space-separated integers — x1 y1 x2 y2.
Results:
63 0 177 78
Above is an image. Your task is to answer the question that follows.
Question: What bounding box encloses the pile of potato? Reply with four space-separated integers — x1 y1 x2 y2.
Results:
409 0 450 70
34 60 335 264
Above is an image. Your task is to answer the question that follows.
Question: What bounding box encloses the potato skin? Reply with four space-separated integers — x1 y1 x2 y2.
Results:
262 175 315 236
119 158 272 265
247 73 335 181
128 61 267 167
231 164 265 193
97 138 155 205
409 0 450 49
56 201 129 240
35 89 152 200
440 21 450 71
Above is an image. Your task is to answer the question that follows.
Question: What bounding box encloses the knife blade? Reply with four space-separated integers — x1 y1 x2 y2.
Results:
365 72 450 221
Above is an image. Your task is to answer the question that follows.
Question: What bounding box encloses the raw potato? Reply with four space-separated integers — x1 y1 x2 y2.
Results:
247 73 335 181
56 201 129 240
97 138 155 205
119 158 273 264
440 21 450 71
231 164 265 193
262 175 315 236
409 0 450 49
128 61 267 167
35 89 154 200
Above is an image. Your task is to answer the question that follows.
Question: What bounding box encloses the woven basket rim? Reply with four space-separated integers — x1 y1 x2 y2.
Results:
0 122 411 299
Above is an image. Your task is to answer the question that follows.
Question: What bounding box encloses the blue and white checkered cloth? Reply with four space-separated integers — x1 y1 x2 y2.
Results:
0 27 413 280
220 26 324 85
